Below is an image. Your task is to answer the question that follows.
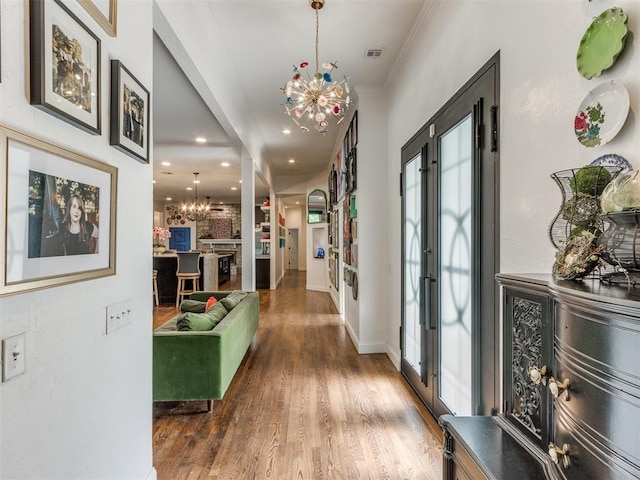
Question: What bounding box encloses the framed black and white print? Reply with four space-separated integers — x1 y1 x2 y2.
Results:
77 0 117 37
29 0 101 134
110 60 150 163
0 125 117 296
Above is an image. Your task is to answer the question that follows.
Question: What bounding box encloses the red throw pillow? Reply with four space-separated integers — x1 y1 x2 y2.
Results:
205 297 218 311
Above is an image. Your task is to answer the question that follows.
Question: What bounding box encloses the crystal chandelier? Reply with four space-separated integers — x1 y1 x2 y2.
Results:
282 0 351 134
181 172 210 222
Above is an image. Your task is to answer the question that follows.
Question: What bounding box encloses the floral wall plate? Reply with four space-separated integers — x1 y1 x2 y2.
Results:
577 7 628 80
574 81 629 148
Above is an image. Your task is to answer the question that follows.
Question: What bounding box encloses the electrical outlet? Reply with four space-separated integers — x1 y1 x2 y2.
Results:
106 300 133 334
2 333 26 382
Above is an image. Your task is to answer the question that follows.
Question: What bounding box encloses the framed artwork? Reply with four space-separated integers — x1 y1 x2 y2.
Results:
30 0 101 134
77 0 117 37
349 148 357 193
110 59 150 163
352 110 358 147
0 125 117 296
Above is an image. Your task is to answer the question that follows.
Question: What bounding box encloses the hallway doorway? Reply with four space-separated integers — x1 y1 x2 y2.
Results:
288 228 298 270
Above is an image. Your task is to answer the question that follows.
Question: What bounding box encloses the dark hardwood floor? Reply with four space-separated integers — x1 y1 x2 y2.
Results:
152 270 443 479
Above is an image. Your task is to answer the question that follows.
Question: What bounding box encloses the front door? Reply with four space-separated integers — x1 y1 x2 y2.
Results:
401 53 500 417
169 227 190 252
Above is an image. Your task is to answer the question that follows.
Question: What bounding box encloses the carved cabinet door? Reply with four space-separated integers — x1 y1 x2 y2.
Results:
503 286 554 448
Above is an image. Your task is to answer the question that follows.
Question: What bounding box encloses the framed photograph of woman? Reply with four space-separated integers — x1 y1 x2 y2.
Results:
0 125 117 296
110 59 150 163
77 0 118 37
29 0 101 134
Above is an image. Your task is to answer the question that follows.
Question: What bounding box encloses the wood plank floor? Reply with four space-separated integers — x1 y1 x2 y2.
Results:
152 271 443 479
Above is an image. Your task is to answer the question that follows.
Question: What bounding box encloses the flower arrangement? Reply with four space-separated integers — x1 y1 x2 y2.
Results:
152 227 171 247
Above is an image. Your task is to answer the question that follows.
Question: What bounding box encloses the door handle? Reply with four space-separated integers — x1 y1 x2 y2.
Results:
422 275 436 330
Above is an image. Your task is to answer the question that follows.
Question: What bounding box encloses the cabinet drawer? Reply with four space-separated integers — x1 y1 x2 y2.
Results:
553 302 640 479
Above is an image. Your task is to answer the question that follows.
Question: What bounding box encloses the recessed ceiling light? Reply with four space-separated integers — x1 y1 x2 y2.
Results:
152 179 156 184
288 159 295 164
239 180 242 183
195 137 207 143
221 162 230 167
230 187 237 191
161 161 171 166
186 187 193 191
296 201 300 205
283 129 291 134
166 197 172 201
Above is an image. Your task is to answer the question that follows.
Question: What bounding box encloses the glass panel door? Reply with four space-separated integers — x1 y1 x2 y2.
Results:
400 53 499 418
438 116 473 416
403 153 423 375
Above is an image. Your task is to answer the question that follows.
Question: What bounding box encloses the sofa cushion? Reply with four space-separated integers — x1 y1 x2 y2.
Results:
176 312 211 331
205 302 229 325
176 303 229 331
154 316 179 332
179 299 207 313
220 290 249 311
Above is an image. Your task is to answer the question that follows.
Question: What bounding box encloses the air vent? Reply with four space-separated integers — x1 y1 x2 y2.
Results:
365 49 383 59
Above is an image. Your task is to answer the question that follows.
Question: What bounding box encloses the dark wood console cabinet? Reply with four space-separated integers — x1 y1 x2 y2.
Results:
441 274 640 480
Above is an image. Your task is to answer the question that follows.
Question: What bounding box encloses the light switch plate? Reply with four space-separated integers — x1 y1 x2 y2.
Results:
106 300 132 334
2 333 26 382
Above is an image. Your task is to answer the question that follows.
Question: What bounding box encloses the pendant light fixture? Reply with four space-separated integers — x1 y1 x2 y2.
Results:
282 0 351 134
181 172 209 222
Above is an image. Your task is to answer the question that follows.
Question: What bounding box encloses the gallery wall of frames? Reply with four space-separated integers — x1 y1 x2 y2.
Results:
0 0 150 296
328 111 358 301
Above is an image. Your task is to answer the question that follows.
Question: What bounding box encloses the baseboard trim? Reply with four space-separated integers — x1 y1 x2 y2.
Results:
306 284 329 292
386 345 401 370
344 320 386 355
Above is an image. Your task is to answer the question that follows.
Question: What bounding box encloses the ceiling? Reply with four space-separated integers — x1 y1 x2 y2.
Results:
152 0 428 208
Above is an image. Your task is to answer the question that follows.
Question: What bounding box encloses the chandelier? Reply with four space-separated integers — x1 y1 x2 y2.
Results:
180 172 210 222
282 0 351 134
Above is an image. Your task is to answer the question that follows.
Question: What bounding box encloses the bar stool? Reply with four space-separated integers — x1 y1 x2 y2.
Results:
152 269 159 306
176 252 201 308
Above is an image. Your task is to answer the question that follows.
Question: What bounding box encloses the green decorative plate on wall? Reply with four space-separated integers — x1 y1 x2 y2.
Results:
577 7 628 80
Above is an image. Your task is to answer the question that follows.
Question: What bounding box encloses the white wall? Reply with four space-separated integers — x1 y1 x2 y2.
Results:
0 1 155 479
384 0 640 365
351 89 389 355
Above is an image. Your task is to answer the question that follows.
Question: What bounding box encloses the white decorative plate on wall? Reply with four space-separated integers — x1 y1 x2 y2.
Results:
574 81 629 148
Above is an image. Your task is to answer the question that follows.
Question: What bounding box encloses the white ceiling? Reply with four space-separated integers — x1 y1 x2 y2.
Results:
152 0 428 207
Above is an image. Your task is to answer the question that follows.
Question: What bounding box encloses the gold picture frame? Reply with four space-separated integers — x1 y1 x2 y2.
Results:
0 125 117 296
77 0 117 37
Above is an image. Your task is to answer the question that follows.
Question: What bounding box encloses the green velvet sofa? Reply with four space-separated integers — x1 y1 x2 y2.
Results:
153 291 259 411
